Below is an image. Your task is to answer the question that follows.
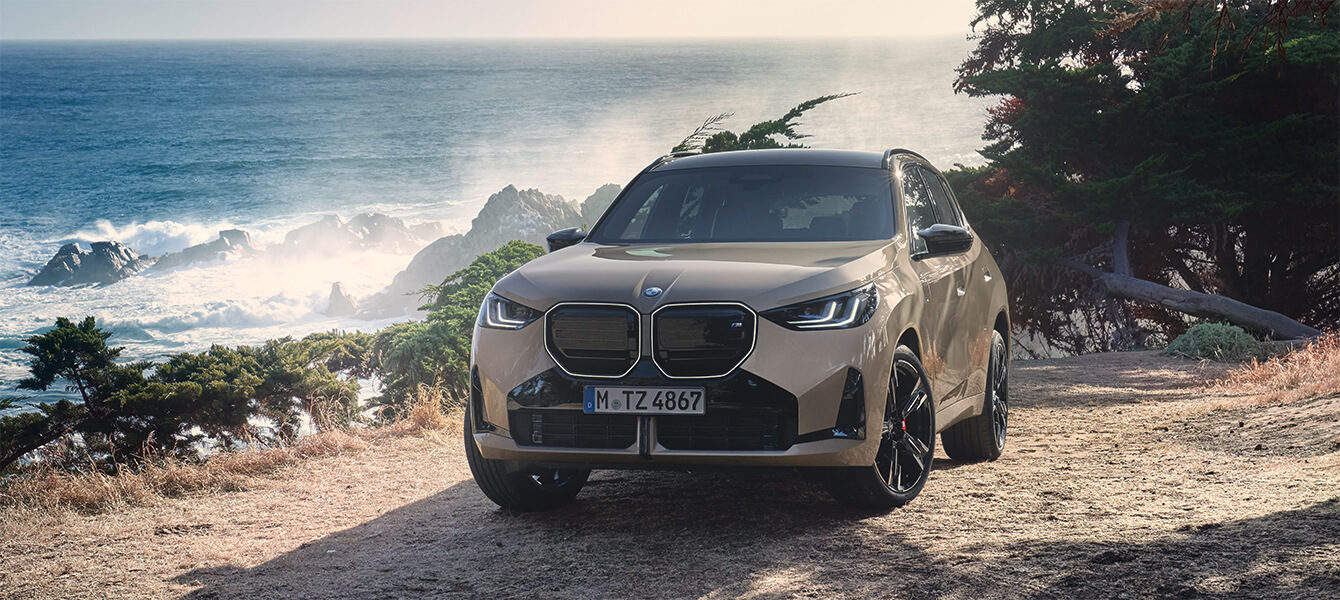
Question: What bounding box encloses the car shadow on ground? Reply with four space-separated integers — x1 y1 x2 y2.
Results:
174 469 1339 600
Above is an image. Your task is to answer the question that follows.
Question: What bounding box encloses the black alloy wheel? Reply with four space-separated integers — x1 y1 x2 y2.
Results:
941 328 1009 461
878 355 936 494
827 345 935 509
988 330 1009 449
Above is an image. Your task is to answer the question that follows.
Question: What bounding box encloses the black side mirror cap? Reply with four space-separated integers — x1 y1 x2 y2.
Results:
546 227 586 253
915 224 974 258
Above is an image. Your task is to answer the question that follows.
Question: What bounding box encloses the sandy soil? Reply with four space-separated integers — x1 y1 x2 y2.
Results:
2 351 1337 600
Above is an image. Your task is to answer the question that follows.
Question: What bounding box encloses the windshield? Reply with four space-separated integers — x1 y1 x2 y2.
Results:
588 165 895 244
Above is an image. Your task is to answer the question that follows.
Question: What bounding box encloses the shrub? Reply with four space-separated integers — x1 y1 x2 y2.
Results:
1165 323 1261 361
1 319 370 472
369 240 545 413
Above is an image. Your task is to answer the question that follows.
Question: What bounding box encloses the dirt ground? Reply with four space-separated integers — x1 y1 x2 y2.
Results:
2 351 1337 600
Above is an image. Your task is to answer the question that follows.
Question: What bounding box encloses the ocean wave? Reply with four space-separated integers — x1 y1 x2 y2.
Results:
61 219 244 257
120 296 316 333
53 210 461 260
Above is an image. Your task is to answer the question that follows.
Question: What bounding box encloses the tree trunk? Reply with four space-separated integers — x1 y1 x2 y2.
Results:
0 417 79 473
1112 219 1132 277
1058 259 1322 340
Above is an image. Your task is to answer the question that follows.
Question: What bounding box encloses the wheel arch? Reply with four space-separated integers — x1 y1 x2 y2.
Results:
897 327 921 358
992 310 1010 356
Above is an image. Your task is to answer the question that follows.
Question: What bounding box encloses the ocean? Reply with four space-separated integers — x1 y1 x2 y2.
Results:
0 37 993 403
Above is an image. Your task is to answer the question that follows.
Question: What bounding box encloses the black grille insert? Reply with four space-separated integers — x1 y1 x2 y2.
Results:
546 304 639 377
510 409 637 449
658 409 795 451
653 304 755 378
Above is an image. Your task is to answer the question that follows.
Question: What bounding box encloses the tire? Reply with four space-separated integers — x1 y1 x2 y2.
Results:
941 329 1008 462
827 345 936 510
464 405 590 511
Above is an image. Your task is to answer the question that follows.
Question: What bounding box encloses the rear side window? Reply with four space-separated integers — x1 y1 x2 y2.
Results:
900 166 937 254
920 166 963 227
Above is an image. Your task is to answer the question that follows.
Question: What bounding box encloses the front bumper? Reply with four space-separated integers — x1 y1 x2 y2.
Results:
470 312 893 468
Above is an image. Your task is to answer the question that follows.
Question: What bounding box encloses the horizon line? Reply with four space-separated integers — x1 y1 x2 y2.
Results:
0 32 970 43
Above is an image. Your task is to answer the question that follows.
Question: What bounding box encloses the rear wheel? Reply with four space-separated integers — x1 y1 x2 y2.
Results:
941 329 1008 461
827 346 936 510
464 405 590 511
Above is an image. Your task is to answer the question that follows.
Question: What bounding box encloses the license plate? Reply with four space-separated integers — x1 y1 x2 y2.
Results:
583 386 706 414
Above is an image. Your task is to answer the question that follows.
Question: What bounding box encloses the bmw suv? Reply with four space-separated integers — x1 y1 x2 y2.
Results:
465 149 1010 511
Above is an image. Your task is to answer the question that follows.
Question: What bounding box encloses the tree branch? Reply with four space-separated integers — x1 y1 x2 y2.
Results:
1057 258 1322 340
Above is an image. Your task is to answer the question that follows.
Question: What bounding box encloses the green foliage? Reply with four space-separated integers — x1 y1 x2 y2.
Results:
1 319 373 472
950 0 1339 353
1164 323 1262 361
18 316 122 406
3 246 537 470
673 93 857 154
245 338 360 435
370 240 546 412
369 320 452 412
299 330 375 379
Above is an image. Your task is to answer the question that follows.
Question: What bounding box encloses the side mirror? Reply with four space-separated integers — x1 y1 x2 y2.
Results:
915 224 974 258
546 227 586 253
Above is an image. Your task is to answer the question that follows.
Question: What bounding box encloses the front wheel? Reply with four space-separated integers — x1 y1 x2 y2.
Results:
827 346 936 510
464 406 590 511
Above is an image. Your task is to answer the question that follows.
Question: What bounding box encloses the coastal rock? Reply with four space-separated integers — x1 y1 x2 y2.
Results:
27 241 154 287
580 183 622 227
152 229 255 271
358 184 609 317
284 215 362 253
410 221 445 241
326 282 358 316
283 213 440 255
345 213 420 253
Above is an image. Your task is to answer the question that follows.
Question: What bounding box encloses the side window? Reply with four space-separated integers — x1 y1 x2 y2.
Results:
901 165 937 254
920 166 963 227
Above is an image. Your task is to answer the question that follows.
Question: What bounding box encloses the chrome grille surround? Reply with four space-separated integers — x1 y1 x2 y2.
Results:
543 302 641 378
651 302 758 379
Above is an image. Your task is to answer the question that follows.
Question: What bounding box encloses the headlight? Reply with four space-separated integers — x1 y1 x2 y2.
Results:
477 292 542 330
761 283 878 330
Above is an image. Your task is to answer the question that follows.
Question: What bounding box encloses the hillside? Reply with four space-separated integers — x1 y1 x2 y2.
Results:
357 183 621 318
2 351 1337 600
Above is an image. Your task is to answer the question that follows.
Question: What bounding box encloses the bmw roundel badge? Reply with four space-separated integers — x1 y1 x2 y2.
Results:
642 286 663 298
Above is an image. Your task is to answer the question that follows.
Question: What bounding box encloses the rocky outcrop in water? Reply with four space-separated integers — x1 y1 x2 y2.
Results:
358 184 618 317
152 229 254 271
285 213 443 255
284 215 361 253
27 241 154 287
326 282 359 316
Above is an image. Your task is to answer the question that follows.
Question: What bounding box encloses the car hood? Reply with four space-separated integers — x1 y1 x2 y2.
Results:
494 241 894 313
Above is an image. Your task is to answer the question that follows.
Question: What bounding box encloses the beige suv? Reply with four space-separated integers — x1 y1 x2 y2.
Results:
465 149 1010 511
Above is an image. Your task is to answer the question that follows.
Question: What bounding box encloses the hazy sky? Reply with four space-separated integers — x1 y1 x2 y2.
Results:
0 0 978 40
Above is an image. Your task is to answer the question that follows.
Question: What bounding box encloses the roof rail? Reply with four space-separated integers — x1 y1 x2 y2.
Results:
883 148 930 168
645 150 698 171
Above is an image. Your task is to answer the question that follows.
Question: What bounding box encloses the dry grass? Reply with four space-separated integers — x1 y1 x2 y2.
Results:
0 386 460 517
0 430 370 516
6 351 1337 600
388 384 460 437
1211 333 1340 407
